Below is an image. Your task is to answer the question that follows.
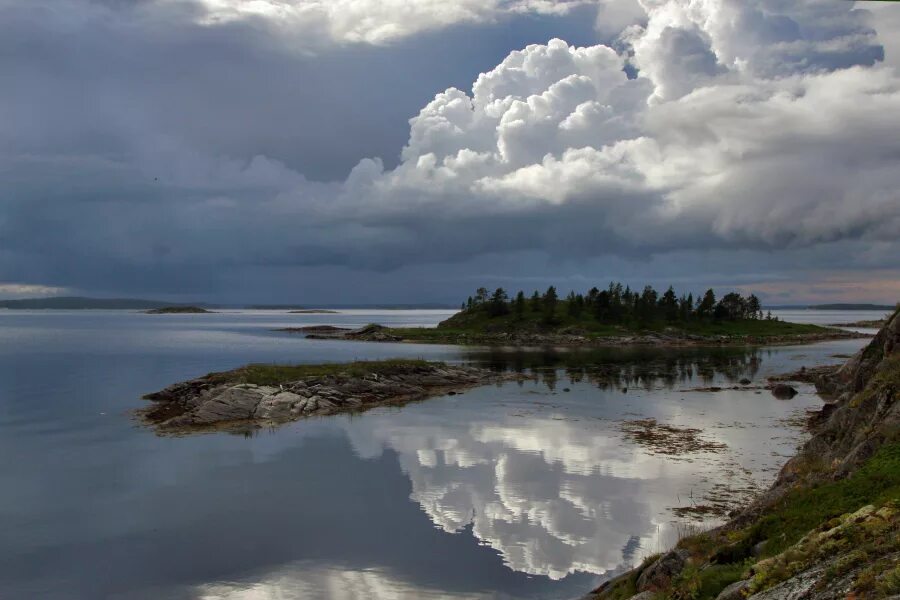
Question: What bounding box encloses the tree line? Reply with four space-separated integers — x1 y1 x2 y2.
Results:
460 283 770 325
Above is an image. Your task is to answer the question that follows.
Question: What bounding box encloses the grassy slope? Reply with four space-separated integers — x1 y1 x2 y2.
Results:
598 346 900 600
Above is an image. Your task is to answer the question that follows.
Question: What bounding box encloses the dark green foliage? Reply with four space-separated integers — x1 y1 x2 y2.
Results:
697 289 716 318
454 282 775 330
487 288 510 317
542 286 559 324
514 291 526 319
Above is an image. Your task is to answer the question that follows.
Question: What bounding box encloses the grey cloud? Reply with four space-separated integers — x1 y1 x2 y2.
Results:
1 0 898 302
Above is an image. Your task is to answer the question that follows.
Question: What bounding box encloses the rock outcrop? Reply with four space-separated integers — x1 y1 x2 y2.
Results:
140 361 512 434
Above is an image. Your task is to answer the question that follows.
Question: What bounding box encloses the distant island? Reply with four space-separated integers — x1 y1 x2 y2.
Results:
0 296 193 310
808 303 896 311
296 284 866 346
144 306 213 314
288 309 339 314
0 296 454 311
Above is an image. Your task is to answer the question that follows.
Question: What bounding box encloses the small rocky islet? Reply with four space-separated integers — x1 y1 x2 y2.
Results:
139 360 516 434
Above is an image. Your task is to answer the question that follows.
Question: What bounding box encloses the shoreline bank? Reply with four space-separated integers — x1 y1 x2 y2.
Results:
278 323 869 348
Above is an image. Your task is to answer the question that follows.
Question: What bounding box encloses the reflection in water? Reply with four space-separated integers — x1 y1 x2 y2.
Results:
196 562 502 600
469 345 764 391
336 345 827 582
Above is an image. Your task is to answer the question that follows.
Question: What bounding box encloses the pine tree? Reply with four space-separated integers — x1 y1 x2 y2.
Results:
747 294 762 319
487 288 509 317
697 289 716 318
514 291 526 318
542 286 558 324
660 286 678 322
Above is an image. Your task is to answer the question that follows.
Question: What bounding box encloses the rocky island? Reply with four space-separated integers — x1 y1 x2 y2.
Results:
139 359 515 434
287 284 869 347
588 307 900 600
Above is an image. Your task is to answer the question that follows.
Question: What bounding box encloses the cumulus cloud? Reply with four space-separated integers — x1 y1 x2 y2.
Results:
2 0 899 299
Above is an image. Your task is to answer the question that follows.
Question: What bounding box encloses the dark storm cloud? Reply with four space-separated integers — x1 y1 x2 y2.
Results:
0 0 898 303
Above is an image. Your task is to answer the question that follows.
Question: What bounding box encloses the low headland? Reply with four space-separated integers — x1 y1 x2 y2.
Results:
138 359 518 434
286 284 868 347
832 318 889 329
144 306 213 314
588 307 900 600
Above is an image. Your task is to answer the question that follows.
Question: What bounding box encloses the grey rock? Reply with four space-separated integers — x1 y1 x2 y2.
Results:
746 564 824 600
628 593 656 600
752 540 769 558
716 580 749 600
192 386 265 424
636 549 689 592
770 384 798 399
255 391 304 420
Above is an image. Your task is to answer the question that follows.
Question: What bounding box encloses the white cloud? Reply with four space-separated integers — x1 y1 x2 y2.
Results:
0 283 67 299
318 0 899 263
179 0 593 45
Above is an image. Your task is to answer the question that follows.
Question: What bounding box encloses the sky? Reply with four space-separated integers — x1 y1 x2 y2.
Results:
1 0 899 305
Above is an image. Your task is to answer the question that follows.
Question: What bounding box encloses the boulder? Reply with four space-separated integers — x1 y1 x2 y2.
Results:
191 385 267 424
770 384 798 399
636 549 690 592
255 391 304 420
716 580 749 600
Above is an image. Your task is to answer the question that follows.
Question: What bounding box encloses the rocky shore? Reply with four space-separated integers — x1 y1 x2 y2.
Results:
279 323 868 347
588 307 900 600
139 360 515 434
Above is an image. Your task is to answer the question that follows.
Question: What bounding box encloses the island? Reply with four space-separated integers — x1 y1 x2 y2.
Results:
138 359 518 434
288 309 339 314
288 284 868 346
590 307 900 600
144 306 213 314
833 318 889 328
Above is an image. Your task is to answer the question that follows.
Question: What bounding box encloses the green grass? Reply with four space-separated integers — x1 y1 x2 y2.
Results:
672 562 748 600
748 441 900 555
206 359 435 386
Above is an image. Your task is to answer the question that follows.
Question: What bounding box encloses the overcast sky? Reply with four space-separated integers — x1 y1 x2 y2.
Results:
2 0 899 305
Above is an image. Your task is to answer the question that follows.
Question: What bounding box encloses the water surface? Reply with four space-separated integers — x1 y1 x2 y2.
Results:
0 310 871 599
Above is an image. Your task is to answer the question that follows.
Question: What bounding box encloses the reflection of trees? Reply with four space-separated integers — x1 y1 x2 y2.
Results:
463 346 764 391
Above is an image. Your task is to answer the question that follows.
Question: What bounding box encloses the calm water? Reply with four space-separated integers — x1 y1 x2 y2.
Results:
0 309 876 599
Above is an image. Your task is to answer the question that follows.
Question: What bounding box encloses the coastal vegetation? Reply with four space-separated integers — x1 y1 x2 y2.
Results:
592 307 900 600
387 284 855 345
453 284 769 328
